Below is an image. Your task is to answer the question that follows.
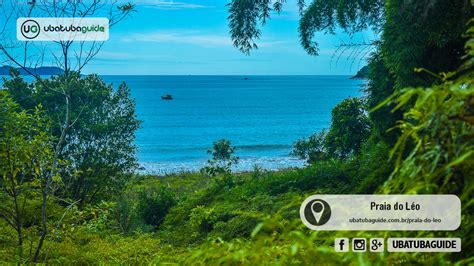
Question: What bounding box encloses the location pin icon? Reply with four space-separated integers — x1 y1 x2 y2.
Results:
311 200 325 224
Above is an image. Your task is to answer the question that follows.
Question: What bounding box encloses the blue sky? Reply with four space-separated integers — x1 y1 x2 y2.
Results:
84 0 377 75
7 0 376 75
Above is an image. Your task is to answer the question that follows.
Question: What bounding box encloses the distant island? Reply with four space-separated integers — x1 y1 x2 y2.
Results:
350 66 369 79
0 65 64 75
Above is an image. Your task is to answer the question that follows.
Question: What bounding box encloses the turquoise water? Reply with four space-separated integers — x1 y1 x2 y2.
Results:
100 75 365 174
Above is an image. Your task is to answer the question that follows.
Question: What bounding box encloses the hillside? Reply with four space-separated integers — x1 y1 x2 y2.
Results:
350 66 369 79
0 65 64 75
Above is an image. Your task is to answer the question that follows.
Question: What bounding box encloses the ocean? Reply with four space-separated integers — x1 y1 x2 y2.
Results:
100 75 365 174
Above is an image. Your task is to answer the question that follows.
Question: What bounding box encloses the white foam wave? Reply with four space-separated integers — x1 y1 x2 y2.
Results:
138 156 306 175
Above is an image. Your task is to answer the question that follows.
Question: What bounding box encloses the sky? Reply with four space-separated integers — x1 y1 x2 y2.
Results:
4 0 377 75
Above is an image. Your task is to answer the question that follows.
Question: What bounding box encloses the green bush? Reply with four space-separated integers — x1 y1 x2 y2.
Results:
353 138 392 193
292 130 328 163
137 186 176 229
292 98 371 163
201 139 239 176
212 212 261 240
4 72 141 206
112 195 141 234
189 206 217 234
324 97 372 159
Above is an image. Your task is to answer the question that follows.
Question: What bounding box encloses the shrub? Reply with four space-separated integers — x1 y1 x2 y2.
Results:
292 98 371 163
353 138 392 193
213 212 261 240
291 130 328 163
137 186 176 228
112 196 140 234
189 206 217 234
324 97 371 159
4 72 141 205
201 139 239 176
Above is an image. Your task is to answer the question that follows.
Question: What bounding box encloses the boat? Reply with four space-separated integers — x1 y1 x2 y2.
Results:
161 94 173 100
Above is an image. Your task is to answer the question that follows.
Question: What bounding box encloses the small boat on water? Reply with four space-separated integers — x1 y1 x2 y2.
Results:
161 94 173 100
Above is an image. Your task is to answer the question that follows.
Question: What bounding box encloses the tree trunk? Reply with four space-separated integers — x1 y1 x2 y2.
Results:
33 91 70 262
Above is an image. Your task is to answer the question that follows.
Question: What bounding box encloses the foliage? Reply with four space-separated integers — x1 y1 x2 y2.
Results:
137 186 176 228
352 138 392 193
0 91 54 260
227 0 286 54
324 97 371 159
375 21 474 199
291 130 328 163
298 0 383 55
382 0 471 89
156 160 355 248
70 201 119 234
201 139 239 176
189 206 217 235
40 233 162 264
293 98 371 162
3 72 141 206
165 27 474 264
1 1 473 265
375 22 474 260
227 0 384 55
112 195 142 234
364 51 402 143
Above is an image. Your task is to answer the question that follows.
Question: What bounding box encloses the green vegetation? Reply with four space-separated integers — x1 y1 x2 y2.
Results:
0 72 141 262
201 139 240 176
351 66 369 79
4 71 141 207
0 92 54 260
292 97 371 162
0 0 473 264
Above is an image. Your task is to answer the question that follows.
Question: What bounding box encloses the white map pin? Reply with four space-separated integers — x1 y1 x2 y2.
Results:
311 200 325 223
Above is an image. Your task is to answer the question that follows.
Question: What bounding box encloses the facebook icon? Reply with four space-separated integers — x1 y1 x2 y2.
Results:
335 238 349 252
